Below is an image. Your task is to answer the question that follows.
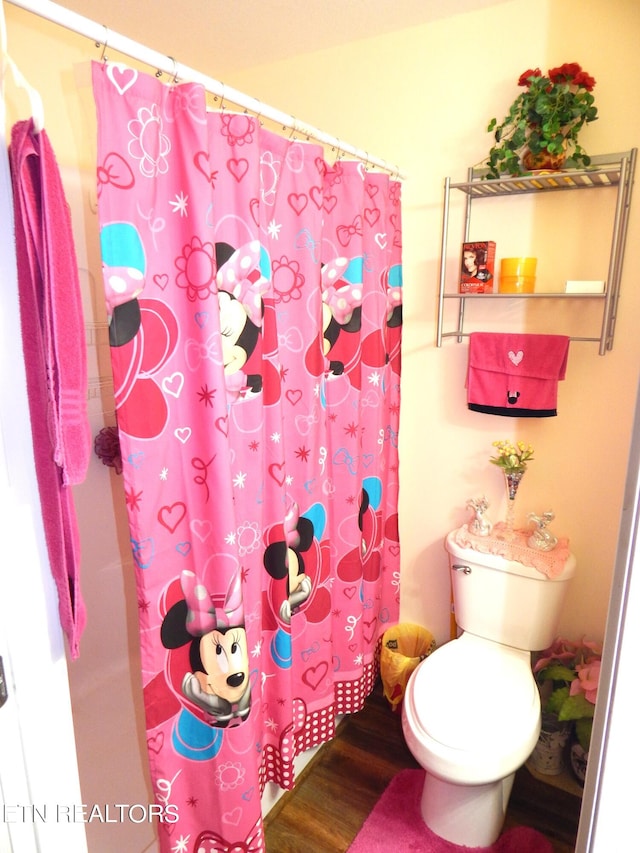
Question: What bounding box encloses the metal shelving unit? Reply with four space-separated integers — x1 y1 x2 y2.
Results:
436 150 637 355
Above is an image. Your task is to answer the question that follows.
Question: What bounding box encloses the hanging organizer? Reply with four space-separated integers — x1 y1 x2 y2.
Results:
436 150 637 355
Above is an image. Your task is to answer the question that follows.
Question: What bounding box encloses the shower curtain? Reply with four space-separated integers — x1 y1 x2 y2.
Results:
92 60 402 852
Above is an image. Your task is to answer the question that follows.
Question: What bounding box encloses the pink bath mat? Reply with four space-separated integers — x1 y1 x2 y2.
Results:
347 769 553 853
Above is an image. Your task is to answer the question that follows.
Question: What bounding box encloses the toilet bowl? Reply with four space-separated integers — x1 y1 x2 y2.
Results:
401 528 576 847
402 634 540 846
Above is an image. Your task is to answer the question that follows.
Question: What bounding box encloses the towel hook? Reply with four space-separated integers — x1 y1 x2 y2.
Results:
5 55 45 133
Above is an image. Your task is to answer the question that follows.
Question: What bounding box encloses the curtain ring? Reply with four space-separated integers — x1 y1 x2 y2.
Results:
96 25 109 62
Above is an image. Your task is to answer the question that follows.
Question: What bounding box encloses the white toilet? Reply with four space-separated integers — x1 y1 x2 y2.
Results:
401 529 576 847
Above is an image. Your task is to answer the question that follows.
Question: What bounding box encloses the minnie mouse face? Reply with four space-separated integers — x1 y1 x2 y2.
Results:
194 626 249 706
161 596 251 726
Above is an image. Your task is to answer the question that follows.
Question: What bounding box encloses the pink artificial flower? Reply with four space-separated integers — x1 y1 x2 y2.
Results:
570 660 601 705
532 636 578 673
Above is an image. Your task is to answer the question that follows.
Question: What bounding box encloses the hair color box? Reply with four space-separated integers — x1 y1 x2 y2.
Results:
460 241 496 293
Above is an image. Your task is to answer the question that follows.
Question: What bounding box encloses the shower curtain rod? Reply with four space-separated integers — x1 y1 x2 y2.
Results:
6 0 405 178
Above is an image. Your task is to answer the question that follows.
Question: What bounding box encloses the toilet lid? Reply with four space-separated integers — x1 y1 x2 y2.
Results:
409 638 538 751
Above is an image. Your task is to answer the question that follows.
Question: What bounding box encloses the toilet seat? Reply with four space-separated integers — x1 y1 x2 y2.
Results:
407 634 539 754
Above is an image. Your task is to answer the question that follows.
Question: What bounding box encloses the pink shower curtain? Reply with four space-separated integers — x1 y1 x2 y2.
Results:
92 60 402 852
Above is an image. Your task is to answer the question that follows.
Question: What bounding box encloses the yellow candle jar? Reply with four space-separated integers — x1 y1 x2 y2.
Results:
499 257 537 293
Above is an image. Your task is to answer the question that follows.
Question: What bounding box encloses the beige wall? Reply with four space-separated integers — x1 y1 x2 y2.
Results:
229 0 640 646
4 0 640 848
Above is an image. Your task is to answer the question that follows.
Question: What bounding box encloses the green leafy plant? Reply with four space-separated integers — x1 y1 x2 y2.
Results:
489 439 534 474
533 636 602 751
485 62 598 179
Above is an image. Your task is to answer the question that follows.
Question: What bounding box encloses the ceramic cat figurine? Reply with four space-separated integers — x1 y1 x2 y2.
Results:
527 510 558 551
466 496 492 536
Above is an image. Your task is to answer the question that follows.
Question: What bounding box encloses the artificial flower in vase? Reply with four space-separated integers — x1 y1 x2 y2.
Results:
531 636 601 781
489 439 534 539
484 62 598 179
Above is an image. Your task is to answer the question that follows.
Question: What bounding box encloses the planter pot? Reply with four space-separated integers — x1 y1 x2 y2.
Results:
569 740 589 785
528 714 572 775
522 147 567 171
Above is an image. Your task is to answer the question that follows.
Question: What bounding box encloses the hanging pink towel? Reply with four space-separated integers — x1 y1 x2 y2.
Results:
467 332 570 417
9 118 90 658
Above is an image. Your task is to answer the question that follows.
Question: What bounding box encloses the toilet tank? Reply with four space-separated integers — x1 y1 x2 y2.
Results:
445 529 576 651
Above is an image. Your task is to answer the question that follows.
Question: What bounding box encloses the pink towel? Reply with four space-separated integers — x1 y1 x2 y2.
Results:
9 119 89 658
467 333 570 418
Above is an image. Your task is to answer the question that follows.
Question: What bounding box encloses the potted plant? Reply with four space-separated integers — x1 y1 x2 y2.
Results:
485 62 598 178
530 636 601 780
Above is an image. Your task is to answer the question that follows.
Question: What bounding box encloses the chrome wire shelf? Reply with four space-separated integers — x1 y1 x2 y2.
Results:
452 153 630 198
436 149 637 354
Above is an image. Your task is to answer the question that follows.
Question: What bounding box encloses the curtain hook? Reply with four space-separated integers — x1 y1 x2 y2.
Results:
250 99 263 126
96 25 109 62
217 84 226 111
168 56 179 85
289 117 297 140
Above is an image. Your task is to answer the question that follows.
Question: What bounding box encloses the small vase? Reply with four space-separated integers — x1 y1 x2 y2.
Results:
528 714 572 776
522 147 567 172
503 469 525 539
569 740 589 785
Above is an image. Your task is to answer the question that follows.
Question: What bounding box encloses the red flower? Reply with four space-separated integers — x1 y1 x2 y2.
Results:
518 68 542 87
546 62 596 91
548 62 583 83
573 70 596 91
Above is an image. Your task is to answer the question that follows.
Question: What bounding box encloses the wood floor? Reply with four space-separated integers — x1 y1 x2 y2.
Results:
264 680 581 853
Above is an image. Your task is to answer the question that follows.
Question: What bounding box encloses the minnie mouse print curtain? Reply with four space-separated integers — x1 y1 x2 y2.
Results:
92 59 402 853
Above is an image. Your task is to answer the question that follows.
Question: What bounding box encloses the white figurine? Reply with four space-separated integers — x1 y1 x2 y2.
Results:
527 510 558 551
466 496 492 536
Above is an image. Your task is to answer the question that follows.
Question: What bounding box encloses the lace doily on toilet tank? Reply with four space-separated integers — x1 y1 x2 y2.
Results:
454 524 571 579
